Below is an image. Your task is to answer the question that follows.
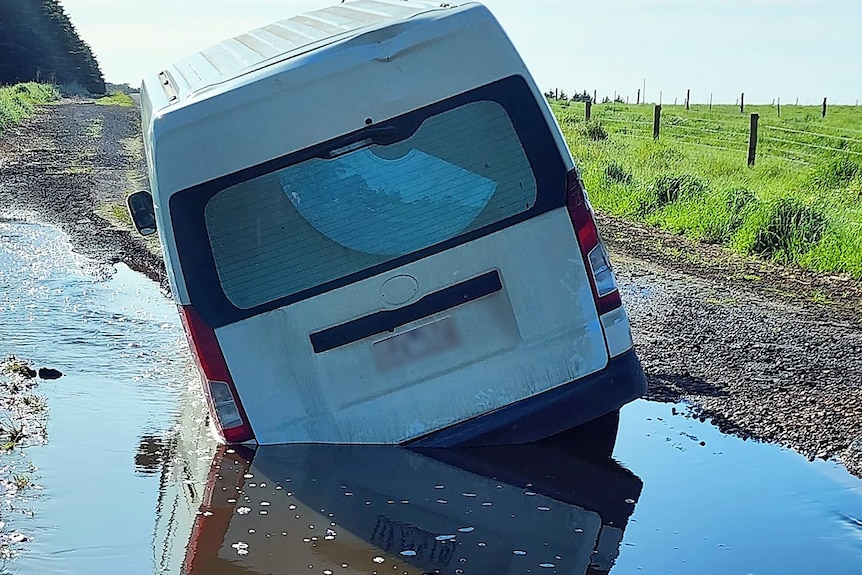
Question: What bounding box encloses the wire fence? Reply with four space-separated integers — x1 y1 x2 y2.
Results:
551 100 862 167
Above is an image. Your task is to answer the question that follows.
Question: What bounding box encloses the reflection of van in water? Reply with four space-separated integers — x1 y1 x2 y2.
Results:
132 0 646 445
154 443 643 575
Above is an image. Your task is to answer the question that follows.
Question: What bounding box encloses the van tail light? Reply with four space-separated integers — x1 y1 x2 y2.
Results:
179 305 254 443
565 170 623 315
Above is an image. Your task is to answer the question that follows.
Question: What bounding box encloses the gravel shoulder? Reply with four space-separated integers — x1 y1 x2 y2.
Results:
598 214 862 475
2 101 861 476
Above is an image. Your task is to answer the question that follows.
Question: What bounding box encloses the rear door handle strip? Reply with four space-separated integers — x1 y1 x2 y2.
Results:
309 270 502 353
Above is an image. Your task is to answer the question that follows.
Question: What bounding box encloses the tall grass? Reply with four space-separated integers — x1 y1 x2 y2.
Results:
0 82 60 135
554 101 862 278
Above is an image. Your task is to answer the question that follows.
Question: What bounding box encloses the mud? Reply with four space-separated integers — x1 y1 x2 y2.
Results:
0 99 166 287
1 100 860 476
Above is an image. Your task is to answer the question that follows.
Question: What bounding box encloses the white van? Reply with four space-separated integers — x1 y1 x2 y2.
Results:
131 0 646 446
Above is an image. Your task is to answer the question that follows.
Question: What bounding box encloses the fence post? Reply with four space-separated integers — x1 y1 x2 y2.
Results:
585 100 592 122
748 113 759 167
653 105 662 140
777 97 781 117
709 93 713 110
740 92 745 113
593 90 597 104
637 88 641 105
686 89 690 110
822 97 827 118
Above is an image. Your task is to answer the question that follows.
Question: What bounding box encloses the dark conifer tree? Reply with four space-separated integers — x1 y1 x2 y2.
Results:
0 0 106 93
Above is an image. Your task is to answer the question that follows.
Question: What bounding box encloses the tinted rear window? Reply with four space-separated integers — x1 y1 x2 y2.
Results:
170 76 568 327
206 100 537 309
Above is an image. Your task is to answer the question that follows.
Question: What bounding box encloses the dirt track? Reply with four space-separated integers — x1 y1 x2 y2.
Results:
0 99 165 285
2 100 861 476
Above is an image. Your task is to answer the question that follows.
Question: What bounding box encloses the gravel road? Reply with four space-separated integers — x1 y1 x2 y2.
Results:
0 99 164 284
2 100 861 476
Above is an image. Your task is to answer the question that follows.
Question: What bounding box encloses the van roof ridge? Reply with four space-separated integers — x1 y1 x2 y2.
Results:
154 0 467 105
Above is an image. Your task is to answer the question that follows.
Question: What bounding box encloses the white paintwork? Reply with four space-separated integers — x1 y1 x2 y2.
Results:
136 0 627 444
218 209 607 444
139 1 573 304
380 275 419 306
600 306 635 358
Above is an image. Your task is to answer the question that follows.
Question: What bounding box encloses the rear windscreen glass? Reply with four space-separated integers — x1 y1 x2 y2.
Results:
204 100 538 310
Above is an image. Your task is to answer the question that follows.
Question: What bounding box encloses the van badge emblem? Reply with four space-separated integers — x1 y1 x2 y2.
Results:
381 275 419 306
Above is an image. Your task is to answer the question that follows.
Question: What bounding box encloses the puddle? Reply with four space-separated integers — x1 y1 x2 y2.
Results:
155 441 639 575
150 400 862 575
0 218 195 573
612 401 862 573
2 217 862 574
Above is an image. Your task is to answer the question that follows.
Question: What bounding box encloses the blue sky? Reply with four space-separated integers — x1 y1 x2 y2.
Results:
61 0 862 104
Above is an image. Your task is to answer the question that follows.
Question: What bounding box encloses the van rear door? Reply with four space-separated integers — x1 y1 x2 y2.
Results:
170 76 610 444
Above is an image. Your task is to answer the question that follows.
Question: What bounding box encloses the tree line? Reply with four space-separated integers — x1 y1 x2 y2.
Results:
0 0 105 94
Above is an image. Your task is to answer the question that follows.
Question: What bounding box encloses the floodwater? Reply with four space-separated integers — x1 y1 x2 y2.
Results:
2 218 862 574
0 217 195 573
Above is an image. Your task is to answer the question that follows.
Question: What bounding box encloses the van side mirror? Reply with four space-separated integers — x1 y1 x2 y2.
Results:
127 191 157 236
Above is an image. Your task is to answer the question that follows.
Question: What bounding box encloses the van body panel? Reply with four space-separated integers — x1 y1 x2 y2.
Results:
142 3 574 307
166 74 570 330
216 209 608 444
151 5 542 193
601 307 636 358
138 0 644 445
161 0 450 102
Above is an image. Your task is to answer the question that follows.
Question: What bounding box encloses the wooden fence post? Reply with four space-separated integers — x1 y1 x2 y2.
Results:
585 100 592 122
593 90 597 104
653 105 662 140
748 113 759 167
822 97 827 118
740 92 745 113
686 89 690 110
777 97 781 117
637 88 641 105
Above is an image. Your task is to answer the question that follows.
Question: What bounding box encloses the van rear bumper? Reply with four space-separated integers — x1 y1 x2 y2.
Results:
406 348 647 447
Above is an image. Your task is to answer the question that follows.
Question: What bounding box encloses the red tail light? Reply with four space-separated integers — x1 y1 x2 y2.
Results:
179 305 254 443
565 170 623 315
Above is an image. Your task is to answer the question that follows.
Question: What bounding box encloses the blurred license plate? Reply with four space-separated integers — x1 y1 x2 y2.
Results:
373 317 460 371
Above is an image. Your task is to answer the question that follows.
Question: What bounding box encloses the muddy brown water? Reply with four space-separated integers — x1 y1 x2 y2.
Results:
2 218 862 574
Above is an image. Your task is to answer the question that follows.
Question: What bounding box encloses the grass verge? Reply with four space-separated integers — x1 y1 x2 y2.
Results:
553 102 862 278
95 91 134 107
0 82 60 135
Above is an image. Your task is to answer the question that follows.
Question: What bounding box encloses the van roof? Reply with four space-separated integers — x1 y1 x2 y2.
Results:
156 0 465 105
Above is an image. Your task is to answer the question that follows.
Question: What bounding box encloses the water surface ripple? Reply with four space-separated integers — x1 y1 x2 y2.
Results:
2 218 862 574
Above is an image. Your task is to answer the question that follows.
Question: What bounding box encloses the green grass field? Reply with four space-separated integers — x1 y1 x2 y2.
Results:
552 101 862 278
0 82 60 134
95 91 133 108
